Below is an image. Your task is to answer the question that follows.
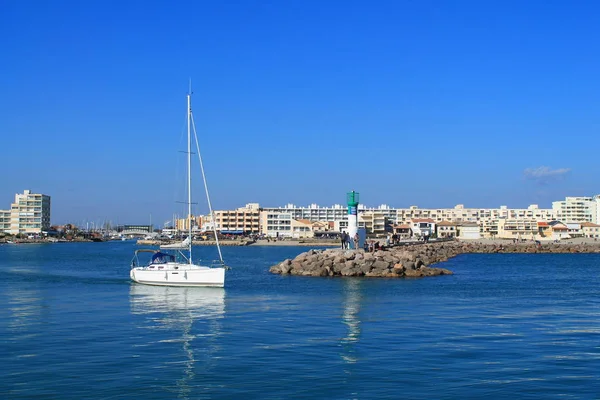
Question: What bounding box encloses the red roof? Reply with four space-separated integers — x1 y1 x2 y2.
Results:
437 221 456 226
537 222 549 227
394 224 410 229
581 222 600 227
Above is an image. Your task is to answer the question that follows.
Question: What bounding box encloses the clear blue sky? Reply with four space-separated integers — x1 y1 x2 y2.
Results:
1 0 599 226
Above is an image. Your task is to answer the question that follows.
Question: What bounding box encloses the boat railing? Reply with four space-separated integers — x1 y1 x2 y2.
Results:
210 259 230 269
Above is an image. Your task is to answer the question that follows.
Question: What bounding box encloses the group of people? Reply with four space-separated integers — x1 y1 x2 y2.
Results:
363 239 381 252
340 231 359 249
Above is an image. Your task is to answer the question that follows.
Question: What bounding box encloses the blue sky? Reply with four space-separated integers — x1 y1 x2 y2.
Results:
1 0 599 226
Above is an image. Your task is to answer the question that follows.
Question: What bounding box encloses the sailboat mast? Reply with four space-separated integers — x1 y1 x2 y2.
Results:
187 90 193 264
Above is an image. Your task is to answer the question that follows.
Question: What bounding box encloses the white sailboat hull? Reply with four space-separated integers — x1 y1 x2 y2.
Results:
130 262 225 287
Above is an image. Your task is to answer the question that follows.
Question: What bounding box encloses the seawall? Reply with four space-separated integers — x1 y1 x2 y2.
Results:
269 241 600 278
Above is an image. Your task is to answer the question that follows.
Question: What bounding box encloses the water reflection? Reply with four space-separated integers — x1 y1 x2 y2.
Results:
4 287 44 334
129 285 225 399
129 284 225 318
341 279 362 364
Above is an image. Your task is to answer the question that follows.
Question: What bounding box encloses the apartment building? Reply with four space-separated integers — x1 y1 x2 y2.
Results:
174 215 203 232
260 211 292 237
396 204 555 225
261 203 394 234
552 196 600 224
1 190 51 235
358 210 389 234
0 210 10 232
497 218 539 240
214 203 261 234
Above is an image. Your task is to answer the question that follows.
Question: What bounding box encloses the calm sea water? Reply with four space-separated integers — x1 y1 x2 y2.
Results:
1 241 599 399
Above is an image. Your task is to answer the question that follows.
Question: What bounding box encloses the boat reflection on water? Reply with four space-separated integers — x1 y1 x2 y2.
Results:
129 284 225 399
129 284 225 318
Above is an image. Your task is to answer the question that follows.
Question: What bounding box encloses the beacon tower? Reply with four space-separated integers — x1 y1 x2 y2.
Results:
346 191 359 246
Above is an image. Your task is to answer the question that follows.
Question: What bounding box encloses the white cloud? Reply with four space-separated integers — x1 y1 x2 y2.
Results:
523 166 571 184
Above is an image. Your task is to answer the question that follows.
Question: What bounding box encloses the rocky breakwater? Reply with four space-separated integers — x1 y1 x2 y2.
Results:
269 241 600 278
269 242 462 278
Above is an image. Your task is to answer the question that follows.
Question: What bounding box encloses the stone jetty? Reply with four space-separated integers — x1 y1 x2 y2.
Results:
269 241 600 278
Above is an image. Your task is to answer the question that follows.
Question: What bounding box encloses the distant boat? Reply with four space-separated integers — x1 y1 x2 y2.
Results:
130 87 227 287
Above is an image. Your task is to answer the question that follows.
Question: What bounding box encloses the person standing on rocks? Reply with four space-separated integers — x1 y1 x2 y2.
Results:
340 231 347 249
353 233 359 250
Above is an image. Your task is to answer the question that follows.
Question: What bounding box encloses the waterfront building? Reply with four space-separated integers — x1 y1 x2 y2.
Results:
480 219 499 238
436 221 457 238
214 203 260 234
552 196 600 224
291 219 314 239
358 210 390 235
410 218 436 238
262 203 348 222
260 210 292 238
496 218 539 240
537 222 551 239
174 215 203 232
261 203 394 235
396 204 555 225
548 221 570 240
565 223 583 238
580 222 600 238
0 209 10 232
456 222 481 240
1 190 51 235
391 224 411 239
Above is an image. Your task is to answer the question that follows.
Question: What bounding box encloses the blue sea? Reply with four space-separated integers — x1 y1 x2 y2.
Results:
1 241 600 399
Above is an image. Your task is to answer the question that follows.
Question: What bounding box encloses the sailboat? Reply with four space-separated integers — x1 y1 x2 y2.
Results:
160 235 191 249
130 88 227 287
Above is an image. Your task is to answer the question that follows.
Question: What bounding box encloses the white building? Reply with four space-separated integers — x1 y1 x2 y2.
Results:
396 204 554 225
581 222 600 238
410 218 436 238
457 222 481 240
262 203 394 234
260 211 292 238
0 210 10 232
552 196 600 224
1 190 51 235
261 203 349 223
